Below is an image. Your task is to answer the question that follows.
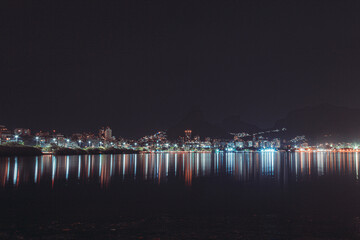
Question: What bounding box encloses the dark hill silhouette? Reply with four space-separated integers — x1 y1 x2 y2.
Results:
166 108 229 139
274 104 360 142
221 115 261 134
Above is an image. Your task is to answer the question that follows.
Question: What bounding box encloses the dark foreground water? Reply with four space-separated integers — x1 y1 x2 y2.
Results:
1 152 360 239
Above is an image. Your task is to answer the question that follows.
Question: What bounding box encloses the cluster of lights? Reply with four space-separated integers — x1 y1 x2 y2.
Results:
260 148 276 152
295 148 360 153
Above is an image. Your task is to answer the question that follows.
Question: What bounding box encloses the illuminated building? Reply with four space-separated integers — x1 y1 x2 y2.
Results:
0 125 10 138
0 125 8 134
185 129 192 141
105 127 112 140
36 131 50 137
14 128 31 136
0 125 11 144
272 138 281 148
99 126 113 141
235 140 244 148
99 127 105 140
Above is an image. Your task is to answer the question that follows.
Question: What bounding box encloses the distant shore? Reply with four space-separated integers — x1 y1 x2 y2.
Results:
0 144 140 157
1 144 359 157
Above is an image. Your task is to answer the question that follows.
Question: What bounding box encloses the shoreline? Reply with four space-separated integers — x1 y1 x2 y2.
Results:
2 144 360 157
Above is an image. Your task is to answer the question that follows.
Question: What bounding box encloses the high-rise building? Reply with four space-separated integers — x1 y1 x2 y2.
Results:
184 130 192 141
105 127 112 140
99 127 105 140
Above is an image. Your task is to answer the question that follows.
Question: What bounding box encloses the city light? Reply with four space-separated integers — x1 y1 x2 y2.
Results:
260 148 276 152
2 125 360 154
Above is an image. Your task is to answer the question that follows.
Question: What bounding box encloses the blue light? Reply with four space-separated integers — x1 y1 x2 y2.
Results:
260 148 276 152
13 158 18 185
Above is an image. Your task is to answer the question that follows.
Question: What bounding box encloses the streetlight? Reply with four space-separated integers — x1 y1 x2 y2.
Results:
35 136 39 145
78 140 82 148
15 135 18 142
88 141 91 147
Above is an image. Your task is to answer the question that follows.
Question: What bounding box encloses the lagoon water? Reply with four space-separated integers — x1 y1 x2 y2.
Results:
1 152 360 239
3 151 360 187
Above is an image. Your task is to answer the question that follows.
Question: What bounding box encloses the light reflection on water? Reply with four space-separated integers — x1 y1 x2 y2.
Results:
0 152 359 188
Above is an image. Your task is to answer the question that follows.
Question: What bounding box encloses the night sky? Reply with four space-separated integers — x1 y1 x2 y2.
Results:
2 0 360 138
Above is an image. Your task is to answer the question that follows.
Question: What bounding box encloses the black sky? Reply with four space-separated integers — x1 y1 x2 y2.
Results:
1 0 360 138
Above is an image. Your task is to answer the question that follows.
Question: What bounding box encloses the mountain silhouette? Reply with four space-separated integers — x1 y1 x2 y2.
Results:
221 115 261 134
274 104 360 142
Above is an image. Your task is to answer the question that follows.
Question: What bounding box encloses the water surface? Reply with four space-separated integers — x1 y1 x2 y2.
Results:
3 152 360 187
1 152 360 239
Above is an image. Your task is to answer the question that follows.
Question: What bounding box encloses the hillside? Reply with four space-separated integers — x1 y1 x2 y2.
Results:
274 104 360 142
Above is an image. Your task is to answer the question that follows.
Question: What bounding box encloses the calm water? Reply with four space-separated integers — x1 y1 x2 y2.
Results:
2 152 360 239
3 152 360 187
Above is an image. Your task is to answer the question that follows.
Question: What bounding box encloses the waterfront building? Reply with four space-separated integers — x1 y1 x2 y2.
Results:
272 138 281 148
0 125 11 143
0 125 9 135
105 127 112 140
185 130 192 141
235 140 244 149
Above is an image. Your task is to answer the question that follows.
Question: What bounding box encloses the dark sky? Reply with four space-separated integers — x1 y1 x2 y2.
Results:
1 0 360 138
